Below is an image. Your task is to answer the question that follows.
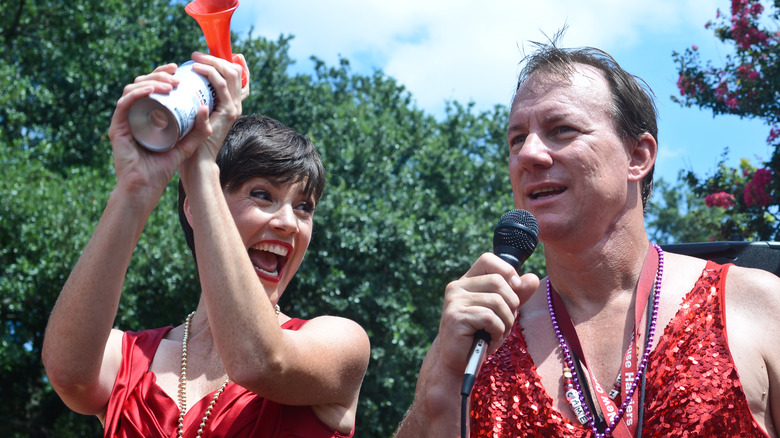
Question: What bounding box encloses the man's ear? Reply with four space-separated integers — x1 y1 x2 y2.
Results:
627 132 657 182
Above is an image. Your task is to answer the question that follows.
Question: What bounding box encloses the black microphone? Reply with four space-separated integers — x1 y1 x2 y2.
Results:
461 209 539 397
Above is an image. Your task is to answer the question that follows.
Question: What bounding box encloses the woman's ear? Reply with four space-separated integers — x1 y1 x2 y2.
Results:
627 132 657 182
183 196 193 228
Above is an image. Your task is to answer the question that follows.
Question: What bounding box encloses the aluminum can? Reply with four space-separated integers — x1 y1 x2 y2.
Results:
128 61 216 151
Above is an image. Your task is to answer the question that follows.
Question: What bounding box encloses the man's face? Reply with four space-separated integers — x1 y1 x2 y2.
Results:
506 64 634 244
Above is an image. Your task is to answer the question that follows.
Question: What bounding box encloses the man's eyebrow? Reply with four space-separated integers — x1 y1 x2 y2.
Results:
506 122 525 133
543 111 575 123
507 112 573 132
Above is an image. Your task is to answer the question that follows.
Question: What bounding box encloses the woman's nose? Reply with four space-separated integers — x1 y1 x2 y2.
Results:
271 204 299 234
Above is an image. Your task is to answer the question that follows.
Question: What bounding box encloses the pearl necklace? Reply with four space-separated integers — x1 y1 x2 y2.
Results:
177 305 280 438
547 245 664 438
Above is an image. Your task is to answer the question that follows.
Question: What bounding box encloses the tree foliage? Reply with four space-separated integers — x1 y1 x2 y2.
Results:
0 1 544 437
647 177 727 244
669 0 780 241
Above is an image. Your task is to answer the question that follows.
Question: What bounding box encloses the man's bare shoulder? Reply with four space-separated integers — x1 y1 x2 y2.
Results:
722 263 780 385
721 263 780 434
659 251 707 298
725 264 780 310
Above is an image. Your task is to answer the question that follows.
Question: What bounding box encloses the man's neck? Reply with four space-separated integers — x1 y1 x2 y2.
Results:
543 230 650 319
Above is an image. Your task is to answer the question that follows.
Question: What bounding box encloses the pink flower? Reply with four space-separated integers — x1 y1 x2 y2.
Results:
725 97 739 109
744 184 772 207
754 168 773 185
767 126 780 144
676 75 705 97
677 75 686 95
731 0 743 16
705 191 736 209
744 168 773 207
731 16 770 49
749 2 764 15
714 82 728 99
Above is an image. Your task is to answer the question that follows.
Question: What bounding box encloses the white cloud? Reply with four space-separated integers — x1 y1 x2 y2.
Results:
655 141 687 180
228 0 773 184
234 0 723 115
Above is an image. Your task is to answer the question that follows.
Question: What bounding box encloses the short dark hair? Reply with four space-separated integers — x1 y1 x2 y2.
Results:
515 43 658 210
178 114 326 263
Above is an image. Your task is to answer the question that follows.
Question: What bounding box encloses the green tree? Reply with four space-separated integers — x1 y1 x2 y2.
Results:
647 177 730 244
672 0 780 240
233 51 548 435
2 1 203 436
1 1 541 437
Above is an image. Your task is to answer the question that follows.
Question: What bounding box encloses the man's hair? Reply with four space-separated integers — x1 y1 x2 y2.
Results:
515 42 658 211
177 114 326 263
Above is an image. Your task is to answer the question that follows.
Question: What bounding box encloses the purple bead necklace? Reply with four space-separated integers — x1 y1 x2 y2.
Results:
546 244 664 438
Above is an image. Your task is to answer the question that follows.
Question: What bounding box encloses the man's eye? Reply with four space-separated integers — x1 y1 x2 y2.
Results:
509 135 527 147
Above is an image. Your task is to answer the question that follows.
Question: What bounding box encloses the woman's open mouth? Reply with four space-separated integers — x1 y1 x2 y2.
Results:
248 241 290 283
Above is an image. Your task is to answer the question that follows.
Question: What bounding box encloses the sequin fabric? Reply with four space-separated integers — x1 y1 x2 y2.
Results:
470 262 768 437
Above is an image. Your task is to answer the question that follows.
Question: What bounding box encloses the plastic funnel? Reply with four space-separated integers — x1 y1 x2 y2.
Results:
185 0 247 86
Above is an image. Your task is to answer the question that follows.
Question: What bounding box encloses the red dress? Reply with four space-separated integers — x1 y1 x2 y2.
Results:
104 318 353 438
471 262 769 437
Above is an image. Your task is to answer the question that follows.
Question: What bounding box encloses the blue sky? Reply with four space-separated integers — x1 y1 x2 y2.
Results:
228 0 774 187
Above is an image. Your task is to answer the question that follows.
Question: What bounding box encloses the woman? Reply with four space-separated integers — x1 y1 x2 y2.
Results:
41 52 370 437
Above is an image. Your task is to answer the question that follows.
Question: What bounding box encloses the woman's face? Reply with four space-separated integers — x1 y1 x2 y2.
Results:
224 175 315 302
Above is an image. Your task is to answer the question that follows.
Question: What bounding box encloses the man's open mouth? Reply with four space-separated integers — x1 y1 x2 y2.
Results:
531 186 567 199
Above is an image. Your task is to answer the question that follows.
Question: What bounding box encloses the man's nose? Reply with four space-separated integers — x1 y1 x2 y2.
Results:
516 133 553 170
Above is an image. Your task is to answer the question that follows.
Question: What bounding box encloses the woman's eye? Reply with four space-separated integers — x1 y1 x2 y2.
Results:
250 190 271 201
296 201 315 215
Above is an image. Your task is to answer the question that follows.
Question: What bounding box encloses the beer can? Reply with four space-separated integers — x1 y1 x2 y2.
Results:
128 61 217 151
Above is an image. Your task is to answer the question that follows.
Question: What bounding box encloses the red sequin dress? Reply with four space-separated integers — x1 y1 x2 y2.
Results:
471 262 769 437
103 318 353 438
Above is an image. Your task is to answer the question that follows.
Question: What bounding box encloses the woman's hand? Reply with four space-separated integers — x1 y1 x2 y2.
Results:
108 63 200 209
178 51 250 173
107 52 250 207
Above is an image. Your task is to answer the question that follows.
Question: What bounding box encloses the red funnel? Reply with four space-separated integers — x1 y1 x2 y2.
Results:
185 0 247 86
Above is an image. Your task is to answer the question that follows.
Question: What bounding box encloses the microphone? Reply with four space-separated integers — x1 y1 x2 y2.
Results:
461 209 539 397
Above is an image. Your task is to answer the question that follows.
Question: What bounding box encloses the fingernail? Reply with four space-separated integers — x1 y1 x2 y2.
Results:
510 275 522 289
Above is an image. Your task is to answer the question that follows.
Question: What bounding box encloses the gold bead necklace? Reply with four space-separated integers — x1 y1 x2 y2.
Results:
177 305 280 438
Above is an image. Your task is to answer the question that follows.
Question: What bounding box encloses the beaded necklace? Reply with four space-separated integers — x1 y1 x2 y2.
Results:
177 305 280 438
547 244 664 438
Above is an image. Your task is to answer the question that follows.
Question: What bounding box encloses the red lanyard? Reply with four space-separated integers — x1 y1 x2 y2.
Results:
550 244 659 438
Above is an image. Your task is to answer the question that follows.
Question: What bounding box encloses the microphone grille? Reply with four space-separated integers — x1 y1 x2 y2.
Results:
499 209 539 236
493 209 539 263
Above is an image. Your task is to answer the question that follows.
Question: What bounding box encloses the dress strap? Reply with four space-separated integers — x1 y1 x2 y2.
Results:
281 318 310 331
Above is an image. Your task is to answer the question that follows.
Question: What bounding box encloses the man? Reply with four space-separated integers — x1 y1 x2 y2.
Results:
394 43 780 437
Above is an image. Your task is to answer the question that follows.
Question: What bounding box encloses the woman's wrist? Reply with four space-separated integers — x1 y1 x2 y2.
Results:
109 178 165 219
179 158 221 196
